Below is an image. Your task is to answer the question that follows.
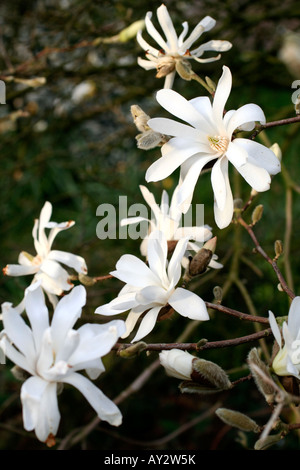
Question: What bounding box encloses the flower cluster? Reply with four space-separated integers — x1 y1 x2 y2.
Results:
0 2 288 450
0 283 125 443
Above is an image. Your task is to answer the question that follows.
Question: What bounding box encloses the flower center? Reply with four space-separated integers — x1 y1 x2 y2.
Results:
208 135 229 154
156 55 176 78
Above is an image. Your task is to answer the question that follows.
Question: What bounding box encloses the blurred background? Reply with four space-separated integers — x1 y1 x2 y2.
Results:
0 0 300 450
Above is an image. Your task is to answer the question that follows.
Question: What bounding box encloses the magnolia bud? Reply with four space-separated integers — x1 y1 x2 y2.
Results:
131 105 151 133
191 358 232 390
269 142 282 161
274 240 283 259
254 433 283 450
213 286 223 304
175 59 193 81
159 349 194 380
187 237 217 278
216 408 261 433
118 20 146 42
118 341 147 359
11 365 30 382
247 348 276 405
251 204 264 225
78 273 97 286
205 76 216 92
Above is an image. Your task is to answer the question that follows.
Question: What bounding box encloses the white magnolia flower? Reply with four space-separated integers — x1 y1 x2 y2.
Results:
0 283 125 443
269 297 300 378
121 184 212 256
159 349 194 380
95 231 209 343
3 201 88 308
137 4 232 88
146 66 281 229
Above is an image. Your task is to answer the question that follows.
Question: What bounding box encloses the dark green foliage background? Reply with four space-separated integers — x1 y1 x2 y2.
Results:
0 0 300 450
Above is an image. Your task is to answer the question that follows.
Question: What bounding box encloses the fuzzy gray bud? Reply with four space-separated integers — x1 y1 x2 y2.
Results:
254 433 283 450
118 341 147 358
247 348 276 405
216 408 261 433
251 204 264 225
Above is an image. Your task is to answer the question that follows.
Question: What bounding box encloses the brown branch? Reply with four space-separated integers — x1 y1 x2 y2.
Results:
251 115 300 139
238 217 295 300
114 328 272 353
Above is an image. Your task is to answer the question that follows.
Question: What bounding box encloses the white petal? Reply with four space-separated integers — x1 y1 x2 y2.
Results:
136 30 160 58
211 157 228 212
167 237 189 287
24 283 49 353
147 231 168 284
95 292 138 316
287 297 300 339
268 310 282 348
50 285 86 352
3 263 38 276
70 320 126 366
0 336 34 375
148 117 207 142
225 104 265 137
145 11 169 51
136 285 169 305
48 250 87 274
2 304 36 362
146 137 209 183
168 287 209 321
131 305 162 342
191 39 232 57
237 161 271 192
174 226 212 242
63 372 122 426
156 4 178 51
21 377 60 442
213 157 234 229
233 138 281 175
112 254 161 287
137 56 157 70
212 66 232 130
225 140 248 168
155 89 213 131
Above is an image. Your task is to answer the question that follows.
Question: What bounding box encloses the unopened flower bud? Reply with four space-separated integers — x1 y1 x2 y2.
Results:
216 408 261 433
187 237 217 278
175 59 193 81
205 76 216 92
11 365 30 382
191 358 232 390
254 433 283 450
251 204 264 225
274 240 283 259
131 105 151 133
118 20 145 42
213 286 223 304
247 348 276 405
78 273 97 286
269 142 282 161
118 341 148 358
159 349 193 380
156 56 176 78
136 129 166 150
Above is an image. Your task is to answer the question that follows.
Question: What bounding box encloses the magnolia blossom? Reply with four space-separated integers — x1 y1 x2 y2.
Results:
146 66 281 229
269 297 300 378
137 4 232 88
159 349 194 380
0 283 125 443
3 201 88 308
95 231 209 343
121 184 212 251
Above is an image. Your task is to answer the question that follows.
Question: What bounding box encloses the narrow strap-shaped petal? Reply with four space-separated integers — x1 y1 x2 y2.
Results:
225 103 265 138
213 156 234 229
145 11 169 51
233 138 281 175
63 372 122 426
148 117 208 142
130 305 162 343
167 237 189 287
38 202 52 255
3 263 38 276
168 287 209 321
237 161 271 192
47 250 87 274
136 30 160 58
226 140 248 168
147 230 169 286
212 66 232 131
156 4 178 52
155 88 213 131
287 297 300 339
25 283 49 353
112 253 161 287
95 292 138 316
51 285 86 351
191 39 232 57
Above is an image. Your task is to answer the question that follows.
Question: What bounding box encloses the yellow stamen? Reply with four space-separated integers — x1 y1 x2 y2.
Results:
208 135 229 154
